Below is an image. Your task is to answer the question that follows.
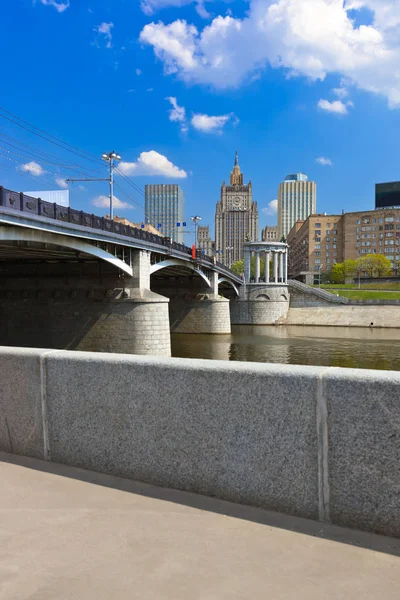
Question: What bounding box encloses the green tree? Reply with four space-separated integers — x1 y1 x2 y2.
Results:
329 262 345 284
359 253 391 278
230 259 244 276
329 259 358 284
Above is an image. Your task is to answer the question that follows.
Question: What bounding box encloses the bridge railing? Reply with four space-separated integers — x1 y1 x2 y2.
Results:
0 186 242 283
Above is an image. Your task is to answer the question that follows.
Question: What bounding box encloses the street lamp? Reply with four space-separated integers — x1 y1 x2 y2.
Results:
190 215 201 247
319 264 324 288
102 151 121 220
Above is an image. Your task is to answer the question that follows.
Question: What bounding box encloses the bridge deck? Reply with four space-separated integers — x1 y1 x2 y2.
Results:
1 453 399 599
0 187 242 285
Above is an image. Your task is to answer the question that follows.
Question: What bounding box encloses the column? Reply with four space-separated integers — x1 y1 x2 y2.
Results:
211 271 219 296
279 253 284 283
284 251 288 283
255 252 260 283
273 252 278 282
244 246 251 283
265 252 270 284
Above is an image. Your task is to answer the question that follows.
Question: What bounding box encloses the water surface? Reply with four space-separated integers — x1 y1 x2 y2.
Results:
171 326 400 371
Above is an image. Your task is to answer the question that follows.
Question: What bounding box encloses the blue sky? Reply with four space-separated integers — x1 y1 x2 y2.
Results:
1 0 400 244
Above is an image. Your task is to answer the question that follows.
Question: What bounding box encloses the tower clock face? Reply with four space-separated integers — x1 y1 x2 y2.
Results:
233 196 241 208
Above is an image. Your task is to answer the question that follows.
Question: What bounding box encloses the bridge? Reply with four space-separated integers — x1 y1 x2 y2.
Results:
0 186 246 356
0 187 302 355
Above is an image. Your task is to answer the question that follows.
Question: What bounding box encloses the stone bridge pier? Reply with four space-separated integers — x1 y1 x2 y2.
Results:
231 241 290 325
151 270 232 335
0 249 171 357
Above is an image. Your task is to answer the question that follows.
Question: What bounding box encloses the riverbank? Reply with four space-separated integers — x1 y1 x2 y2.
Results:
285 305 400 327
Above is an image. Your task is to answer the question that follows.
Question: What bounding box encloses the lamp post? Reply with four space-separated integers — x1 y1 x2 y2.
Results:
190 215 201 247
102 151 121 220
319 264 324 288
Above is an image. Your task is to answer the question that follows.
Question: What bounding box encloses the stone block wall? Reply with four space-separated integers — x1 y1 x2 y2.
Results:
231 284 290 325
1 347 400 538
0 283 171 356
171 297 231 334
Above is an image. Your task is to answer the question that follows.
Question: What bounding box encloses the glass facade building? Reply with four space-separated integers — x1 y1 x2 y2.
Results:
278 173 316 239
145 184 185 244
375 182 400 209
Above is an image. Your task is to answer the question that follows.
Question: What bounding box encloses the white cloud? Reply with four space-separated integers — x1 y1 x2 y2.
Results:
139 0 400 108
38 0 70 12
166 96 188 131
136 68 143 75
332 86 349 99
166 96 186 121
20 161 44 176
55 176 68 188
262 199 278 216
146 87 154 92
118 151 187 178
140 0 213 16
92 195 132 210
316 156 333 166
95 22 114 48
318 99 349 115
191 112 237 132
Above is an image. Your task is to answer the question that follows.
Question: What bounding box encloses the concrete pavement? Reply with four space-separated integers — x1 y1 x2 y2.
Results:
1 453 400 599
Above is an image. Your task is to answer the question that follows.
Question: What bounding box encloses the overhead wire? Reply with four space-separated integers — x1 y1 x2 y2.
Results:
0 106 161 224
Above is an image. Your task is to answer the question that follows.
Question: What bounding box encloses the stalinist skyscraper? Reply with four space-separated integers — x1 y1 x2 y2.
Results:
215 151 258 266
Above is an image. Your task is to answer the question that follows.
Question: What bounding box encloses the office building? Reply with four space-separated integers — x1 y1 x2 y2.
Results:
375 182 400 209
343 208 400 263
287 207 400 283
287 214 343 283
277 173 316 240
197 225 215 257
261 225 277 241
215 151 258 266
145 184 184 243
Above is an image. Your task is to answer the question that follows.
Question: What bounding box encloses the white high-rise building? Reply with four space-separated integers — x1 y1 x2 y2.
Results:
145 184 184 243
277 173 316 240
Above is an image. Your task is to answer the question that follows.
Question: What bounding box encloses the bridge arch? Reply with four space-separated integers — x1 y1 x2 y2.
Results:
150 259 211 287
218 277 239 297
0 226 133 276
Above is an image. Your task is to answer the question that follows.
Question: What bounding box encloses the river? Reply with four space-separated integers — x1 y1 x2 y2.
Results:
171 326 400 371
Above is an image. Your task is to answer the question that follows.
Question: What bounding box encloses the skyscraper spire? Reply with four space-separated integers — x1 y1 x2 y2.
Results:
234 150 239 167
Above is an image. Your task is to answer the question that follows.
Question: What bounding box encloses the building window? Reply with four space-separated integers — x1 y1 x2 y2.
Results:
356 219 360 224
315 244 320 249
315 237 321 242
326 244 330 249
385 217 394 222
326 237 331 242
326 230 331 234
315 223 321 227
333 244 337 249
315 259 321 264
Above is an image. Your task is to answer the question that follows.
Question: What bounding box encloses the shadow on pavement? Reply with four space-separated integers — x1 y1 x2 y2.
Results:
2 451 400 558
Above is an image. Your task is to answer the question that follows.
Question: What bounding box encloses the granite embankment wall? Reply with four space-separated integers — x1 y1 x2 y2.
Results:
286 306 400 327
1 347 399 538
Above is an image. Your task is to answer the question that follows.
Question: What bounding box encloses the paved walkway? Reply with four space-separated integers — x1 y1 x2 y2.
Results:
1 454 400 599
